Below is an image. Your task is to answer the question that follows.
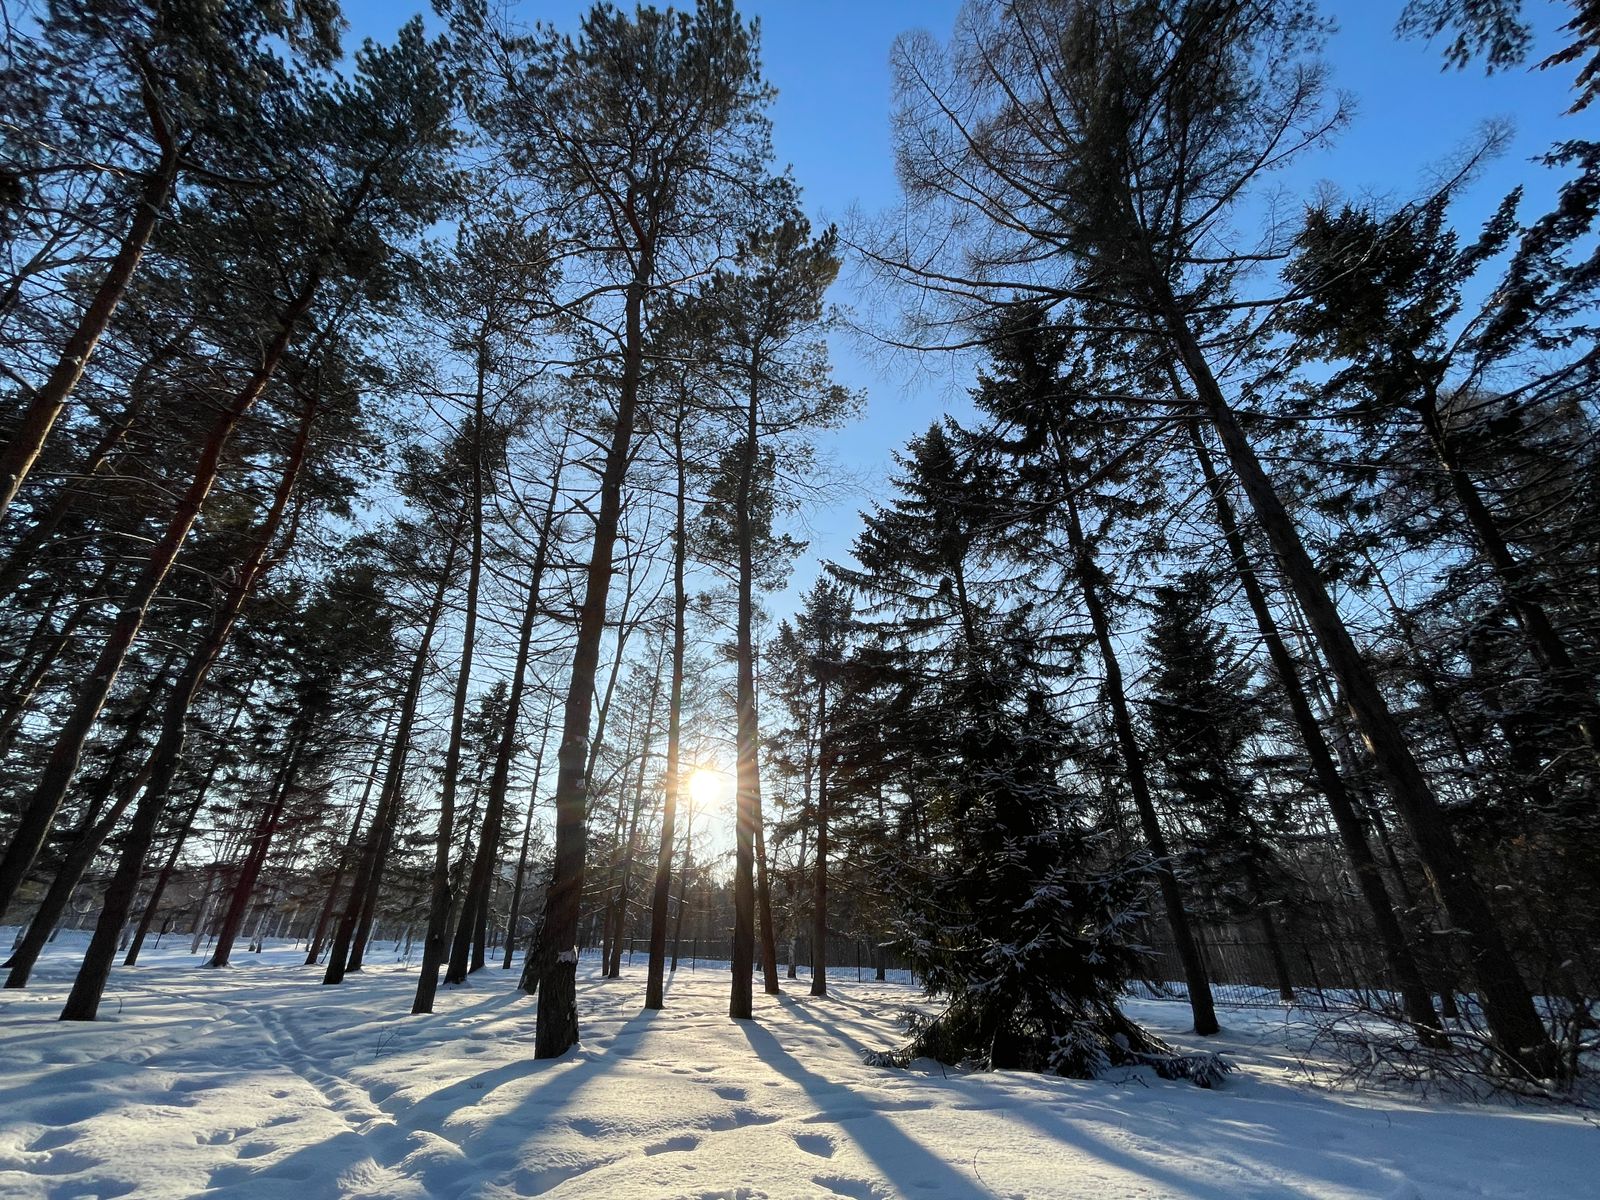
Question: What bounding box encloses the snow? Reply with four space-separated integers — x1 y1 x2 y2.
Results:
0 929 1592 1199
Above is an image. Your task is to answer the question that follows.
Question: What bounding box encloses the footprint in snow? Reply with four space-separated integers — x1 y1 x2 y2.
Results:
644 1134 701 1155
793 1133 836 1158
26 1128 77 1153
711 1084 747 1101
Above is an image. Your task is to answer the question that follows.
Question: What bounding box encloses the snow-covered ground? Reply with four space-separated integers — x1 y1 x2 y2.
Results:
0 930 1591 1199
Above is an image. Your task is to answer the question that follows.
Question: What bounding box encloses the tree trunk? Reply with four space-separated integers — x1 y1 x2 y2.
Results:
0 367 167 603
1167 315 1555 1074
323 518 461 985
646 408 690 1008
0 142 181 522
305 715 391 966
53 382 319 1020
811 678 830 997
533 265 649 1059
449 453 564 983
414 382 487 1016
670 803 693 973
606 648 663 978
0 276 319 922
506 712 552 973
731 359 764 1020
1417 392 1599 758
1 655 180 986
754 808 780 995
1055 455 1219 1035
1186 420 1443 1037
207 727 309 968
0 568 110 756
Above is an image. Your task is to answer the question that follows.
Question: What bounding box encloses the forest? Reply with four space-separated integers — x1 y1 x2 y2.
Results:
0 0 1597 1196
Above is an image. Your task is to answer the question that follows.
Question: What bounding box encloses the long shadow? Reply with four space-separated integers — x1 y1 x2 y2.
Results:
996 1093 1262 1199
736 1018 988 1198
211 1002 665 1198
778 993 1286 1197
776 992 905 1061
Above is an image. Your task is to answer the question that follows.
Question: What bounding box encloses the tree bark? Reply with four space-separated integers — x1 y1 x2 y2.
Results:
447 451 563 983
504 713 552 972
305 714 392 966
0 566 111 756
810 677 830 997
754 805 780 994
731 360 764 1019
4 706 162 988
606 649 663 978
323 516 461 985
207 727 309 968
1054 441 1219 1035
1416 391 1599 758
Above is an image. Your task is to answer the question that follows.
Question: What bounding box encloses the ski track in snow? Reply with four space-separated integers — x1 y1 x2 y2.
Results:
0 929 1590 1199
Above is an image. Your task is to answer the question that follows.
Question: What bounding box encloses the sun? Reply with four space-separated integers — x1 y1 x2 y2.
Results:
686 766 732 810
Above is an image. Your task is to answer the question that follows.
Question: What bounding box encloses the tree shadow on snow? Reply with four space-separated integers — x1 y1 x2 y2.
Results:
737 1017 990 1199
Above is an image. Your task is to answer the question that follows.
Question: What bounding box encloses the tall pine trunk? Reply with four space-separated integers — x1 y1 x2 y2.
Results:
731 354 765 1019
1053 442 1218 1036
533 261 649 1059
645 407 689 1009
414 383 487 1015
305 716 391 966
0 277 319 921
1166 314 1556 1075
207 727 310 968
55 383 319 1020
1415 390 1599 758
0 140 181 522
606 649 662 978
504 715 552 971
810 678 830 997
322 515 462 986
125 683 253 966
447 453 564 983
1186 420 1443 1038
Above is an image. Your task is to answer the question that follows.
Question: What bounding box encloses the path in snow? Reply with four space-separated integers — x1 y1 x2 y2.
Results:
0 930 1591 1199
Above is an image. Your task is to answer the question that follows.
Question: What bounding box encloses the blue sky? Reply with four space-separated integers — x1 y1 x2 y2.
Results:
342 0 1582 607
